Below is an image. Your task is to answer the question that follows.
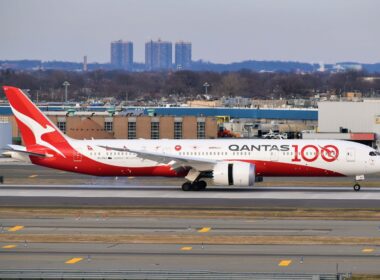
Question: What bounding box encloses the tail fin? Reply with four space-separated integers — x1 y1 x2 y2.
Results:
3 86 68 157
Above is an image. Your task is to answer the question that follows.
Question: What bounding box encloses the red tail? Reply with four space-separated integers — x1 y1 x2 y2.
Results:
3 86 69 157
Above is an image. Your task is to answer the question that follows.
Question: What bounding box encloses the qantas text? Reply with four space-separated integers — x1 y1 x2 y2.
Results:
228 144 339 162
229 144 289 152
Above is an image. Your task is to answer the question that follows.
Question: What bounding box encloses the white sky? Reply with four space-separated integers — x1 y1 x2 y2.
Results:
0 0 379 64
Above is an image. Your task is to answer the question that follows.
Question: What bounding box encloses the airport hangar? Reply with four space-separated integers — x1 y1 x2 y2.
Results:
303 100 380 148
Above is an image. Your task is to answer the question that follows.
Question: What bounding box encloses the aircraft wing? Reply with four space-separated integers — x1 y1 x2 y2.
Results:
97 145 217 171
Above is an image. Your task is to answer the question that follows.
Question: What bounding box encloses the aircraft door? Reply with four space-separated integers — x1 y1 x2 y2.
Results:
73 150 82 162
270 150 279 162
346 148 355 162
162 146 171 155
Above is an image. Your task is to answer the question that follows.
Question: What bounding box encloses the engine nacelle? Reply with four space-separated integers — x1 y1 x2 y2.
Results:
212 162 255 186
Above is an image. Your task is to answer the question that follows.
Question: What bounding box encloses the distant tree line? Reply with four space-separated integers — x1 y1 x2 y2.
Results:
1 69 380 102
2 59 380 73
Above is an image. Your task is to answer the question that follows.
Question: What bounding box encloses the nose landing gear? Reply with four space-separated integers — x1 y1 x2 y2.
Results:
353 175 365 192
353 183 361 192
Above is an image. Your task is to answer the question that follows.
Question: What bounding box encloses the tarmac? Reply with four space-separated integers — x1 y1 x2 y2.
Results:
1 160 380 277
2 162 380 208
1 216 380 275
2 185 380 208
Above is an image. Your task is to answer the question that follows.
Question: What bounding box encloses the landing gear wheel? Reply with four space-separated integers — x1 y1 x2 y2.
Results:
190 181 207 191
353 183 361 192
182 182 192 191
192 182 201 191
198 180 207 191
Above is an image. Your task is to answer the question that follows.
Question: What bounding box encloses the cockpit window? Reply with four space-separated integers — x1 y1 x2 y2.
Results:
369 151 380 156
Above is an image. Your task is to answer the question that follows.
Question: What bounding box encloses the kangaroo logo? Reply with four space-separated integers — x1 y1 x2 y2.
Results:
11 105 66 158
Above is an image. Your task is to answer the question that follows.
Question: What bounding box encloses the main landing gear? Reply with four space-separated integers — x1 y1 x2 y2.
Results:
181 180 207 191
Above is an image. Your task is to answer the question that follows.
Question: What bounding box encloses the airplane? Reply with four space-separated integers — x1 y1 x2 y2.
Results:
2 86 380 192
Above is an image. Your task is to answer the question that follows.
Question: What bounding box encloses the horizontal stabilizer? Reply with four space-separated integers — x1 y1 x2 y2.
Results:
3 145 51 158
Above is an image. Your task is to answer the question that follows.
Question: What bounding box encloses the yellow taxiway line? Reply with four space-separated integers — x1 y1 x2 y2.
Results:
181 246 193 251
278 260 292 267
2 245 17 249
362 248 374 253
8 225 24 232
198 227 211 233
65 258 83 264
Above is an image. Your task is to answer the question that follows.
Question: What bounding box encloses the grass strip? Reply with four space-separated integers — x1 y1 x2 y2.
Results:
1 207 380 220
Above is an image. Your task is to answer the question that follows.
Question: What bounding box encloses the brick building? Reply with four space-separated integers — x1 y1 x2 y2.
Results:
7 113 217 143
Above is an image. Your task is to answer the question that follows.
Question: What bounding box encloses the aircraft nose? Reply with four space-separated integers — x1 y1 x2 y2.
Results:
365 156 380 173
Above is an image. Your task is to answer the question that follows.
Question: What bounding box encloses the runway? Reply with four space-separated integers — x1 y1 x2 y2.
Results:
1 159 380 208
1 185 380 208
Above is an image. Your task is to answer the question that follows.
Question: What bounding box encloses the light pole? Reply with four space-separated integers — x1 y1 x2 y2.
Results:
62 81 70 103
203 82 210 95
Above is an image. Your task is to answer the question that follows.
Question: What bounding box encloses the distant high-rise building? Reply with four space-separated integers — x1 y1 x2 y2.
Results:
111 40 133 70
83 55 88 72
175 41 192 70
145 39 172 70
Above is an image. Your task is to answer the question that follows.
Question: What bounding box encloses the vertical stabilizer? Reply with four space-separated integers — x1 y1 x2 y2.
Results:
3 86 69 157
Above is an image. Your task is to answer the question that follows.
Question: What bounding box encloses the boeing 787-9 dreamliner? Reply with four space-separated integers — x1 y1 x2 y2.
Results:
3 86 380 191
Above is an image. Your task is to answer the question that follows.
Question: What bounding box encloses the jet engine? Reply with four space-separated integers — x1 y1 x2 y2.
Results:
212 162 255 186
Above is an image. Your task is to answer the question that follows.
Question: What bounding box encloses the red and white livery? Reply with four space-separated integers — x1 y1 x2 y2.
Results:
3 86 380 191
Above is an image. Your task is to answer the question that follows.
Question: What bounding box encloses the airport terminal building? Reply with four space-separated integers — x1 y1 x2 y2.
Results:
0 106 317 144
2 101 380 147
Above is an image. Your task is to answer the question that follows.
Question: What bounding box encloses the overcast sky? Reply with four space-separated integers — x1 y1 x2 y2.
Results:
0 0 379 64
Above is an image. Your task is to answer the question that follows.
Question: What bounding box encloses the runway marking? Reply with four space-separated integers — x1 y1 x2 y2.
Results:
278 260 292 267
8 225 24 232
2 245 17 249
28 174 38 178
65 257 83 264
181 246 193 251
198 227 211 233
362 248 374 253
